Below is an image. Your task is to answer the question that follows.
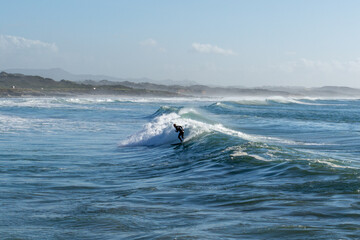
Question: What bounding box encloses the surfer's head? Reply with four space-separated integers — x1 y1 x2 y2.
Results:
173 124 176 127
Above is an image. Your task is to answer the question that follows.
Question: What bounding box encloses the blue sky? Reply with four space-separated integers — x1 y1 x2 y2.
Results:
1 0 360 87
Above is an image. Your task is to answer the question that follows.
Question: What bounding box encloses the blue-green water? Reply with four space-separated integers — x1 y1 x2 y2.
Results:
1 97 360 239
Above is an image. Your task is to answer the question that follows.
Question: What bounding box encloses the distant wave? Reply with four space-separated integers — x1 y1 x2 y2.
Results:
0 96 355 109
221 97 342 106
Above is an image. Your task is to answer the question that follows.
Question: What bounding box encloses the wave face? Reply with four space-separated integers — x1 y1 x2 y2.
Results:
1 96 360 239
121 107 218 146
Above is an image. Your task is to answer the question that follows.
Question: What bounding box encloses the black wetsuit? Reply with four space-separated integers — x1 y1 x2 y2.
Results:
174 125 184 142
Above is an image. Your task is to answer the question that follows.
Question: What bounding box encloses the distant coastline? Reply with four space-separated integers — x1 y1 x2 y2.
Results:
0 72 180 98
1 71 360 98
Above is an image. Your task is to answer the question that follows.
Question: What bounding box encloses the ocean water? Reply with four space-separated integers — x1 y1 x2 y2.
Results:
1 96 360 239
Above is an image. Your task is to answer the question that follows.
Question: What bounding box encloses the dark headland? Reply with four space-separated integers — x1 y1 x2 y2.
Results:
0 72 177 97
1 71 360 98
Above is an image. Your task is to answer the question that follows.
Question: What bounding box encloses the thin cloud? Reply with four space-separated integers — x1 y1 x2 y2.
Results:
139 38 166 52
300 58 360 73
277 58 360 74
139 38 158 47
192 43 236 56
0 34 58 52
285 51 297 56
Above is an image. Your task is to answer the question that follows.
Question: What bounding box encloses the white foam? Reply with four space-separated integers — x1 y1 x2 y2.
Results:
313 159 358 169
119 113 181 146
210 123 302 145
218 96 346 106
118 109 259 147
225 146 270 161
65 98 116 104
119 107 312 147
0 114 31 133
119 102 332 147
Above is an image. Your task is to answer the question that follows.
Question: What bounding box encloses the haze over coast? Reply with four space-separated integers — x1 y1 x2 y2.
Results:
1 68 360 98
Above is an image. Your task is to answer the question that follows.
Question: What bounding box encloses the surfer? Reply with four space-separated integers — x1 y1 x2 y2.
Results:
173 124 184 142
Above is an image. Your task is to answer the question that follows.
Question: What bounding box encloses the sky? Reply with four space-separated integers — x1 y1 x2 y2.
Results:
1 0 360 87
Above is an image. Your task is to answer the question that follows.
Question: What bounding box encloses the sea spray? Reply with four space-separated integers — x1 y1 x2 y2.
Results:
119 113 180 146
120 105 308 147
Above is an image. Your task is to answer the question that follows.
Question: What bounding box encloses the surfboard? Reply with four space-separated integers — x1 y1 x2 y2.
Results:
171 142 183 146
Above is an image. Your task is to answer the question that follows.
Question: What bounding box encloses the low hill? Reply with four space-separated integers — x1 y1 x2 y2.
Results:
1 71 360 98
4 68 198 86
0 72 179 97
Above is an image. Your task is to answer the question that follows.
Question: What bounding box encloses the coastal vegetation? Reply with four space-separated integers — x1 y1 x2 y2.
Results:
1 71 360 98
0 72 177 97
